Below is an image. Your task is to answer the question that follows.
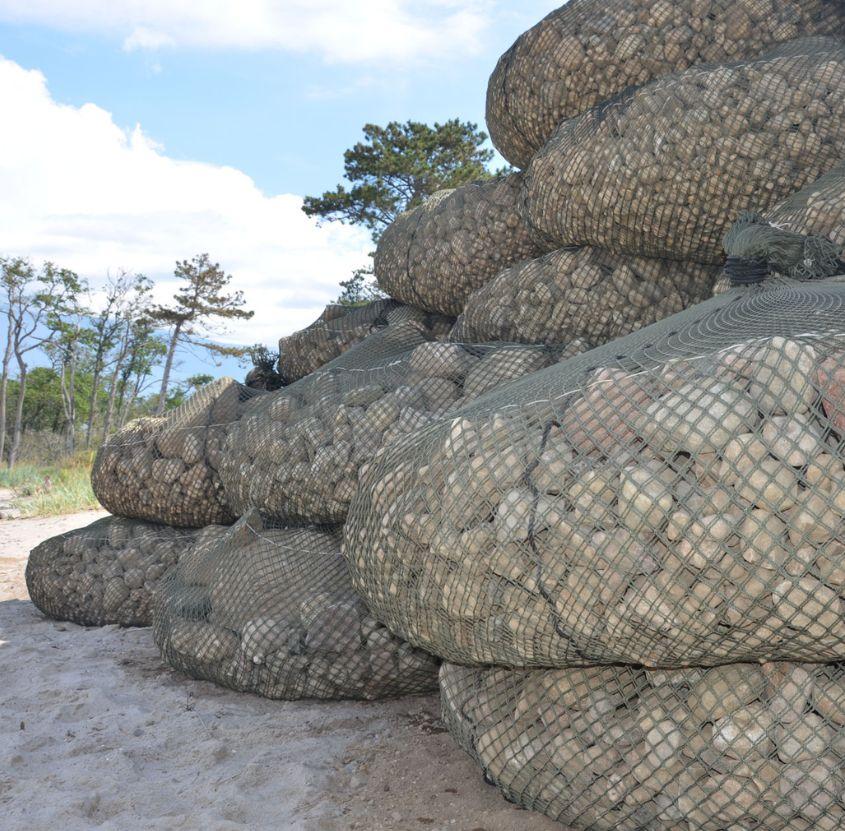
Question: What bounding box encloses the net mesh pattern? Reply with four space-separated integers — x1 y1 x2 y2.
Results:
452 247 720 347
276 300 454 383
91 377 265 527
26 516 199 627
768 160 845 248
343 278 845 668
220 320 578 526
153 511 440 701
521 39 845 264
486 0 845 169
717 162 845 294
441 660 845 830
374 174 551 317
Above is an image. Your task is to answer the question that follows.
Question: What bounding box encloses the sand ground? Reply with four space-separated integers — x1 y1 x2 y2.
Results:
0 511 559 831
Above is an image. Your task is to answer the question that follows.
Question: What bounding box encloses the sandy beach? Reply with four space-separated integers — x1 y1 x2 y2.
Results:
0 511 558 831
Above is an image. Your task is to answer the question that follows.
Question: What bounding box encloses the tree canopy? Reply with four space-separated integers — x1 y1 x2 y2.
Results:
302 119 498 240
150 254 254 415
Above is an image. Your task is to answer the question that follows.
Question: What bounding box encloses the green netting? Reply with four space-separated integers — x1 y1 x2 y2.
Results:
25 516 200 627
452 247 720 346
486 0 845 169
220 320 572 525
374 174 551 317
153 511 439 701
343 278 845 668
521 38 845 264
91 377 265 527
441 660 845 830
718 161 845 293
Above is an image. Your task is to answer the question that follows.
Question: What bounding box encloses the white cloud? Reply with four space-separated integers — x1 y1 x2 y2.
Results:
0 0 494 64
0 55 373 348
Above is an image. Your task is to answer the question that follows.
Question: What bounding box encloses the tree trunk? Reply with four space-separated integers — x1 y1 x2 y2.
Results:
156 321 182 416
0 312 13 463
84 364 102 449
102 322 132 442
8 359 26 469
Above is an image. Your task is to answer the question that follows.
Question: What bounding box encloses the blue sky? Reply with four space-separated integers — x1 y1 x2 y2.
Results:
0 1 556 384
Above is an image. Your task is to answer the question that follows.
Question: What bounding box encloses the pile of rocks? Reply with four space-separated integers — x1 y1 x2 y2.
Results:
441 660 845 830
26 516 198 627
374 174 550 317
521 39 845 264
154 512 439 701
454 247 719 346
91 378 263 527
220 334 561 525
345 307 845 669
486 0 845 168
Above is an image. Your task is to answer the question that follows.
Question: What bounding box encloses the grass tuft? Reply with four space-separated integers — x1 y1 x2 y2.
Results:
0 452 102 517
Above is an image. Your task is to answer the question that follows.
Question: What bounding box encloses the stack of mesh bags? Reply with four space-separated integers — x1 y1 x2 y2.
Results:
220 317 583 526
27 378 265 630
343 276 845 827
153 510 439 701
486 0 845 170
277 299 453 383
520 37 845 266
91 377 264 528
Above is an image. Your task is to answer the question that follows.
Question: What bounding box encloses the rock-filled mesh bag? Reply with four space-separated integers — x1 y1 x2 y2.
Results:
521 38 845 264
441 660 845 831
277 300 453 384
220 319 577 526
343 277 845 668
374 174 551 317
486 0 845 169
452 247 719 347
153 510 439 701
91 377 265 527
26 515 202 627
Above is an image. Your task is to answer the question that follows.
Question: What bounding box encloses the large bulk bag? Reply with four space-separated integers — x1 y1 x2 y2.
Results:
441 660 845 830
153 511 439 701
344 278 845 668
220 321 564 525
487 0 845 168
25 516 201 627
522 39 845 264
374 174 550 317
453 247 719 346
91 378 263 527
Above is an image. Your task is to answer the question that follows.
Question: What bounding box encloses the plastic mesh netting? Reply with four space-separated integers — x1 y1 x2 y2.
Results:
91 377 264 527
220 320 576 526
343 278 845 668
276 300 454 383
521 39 845 265
453 247 720 347
26 516 199 627
718 162 845 294
441 660 845 830
153 511 439 701
374 174 551 317
486 0 845 169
